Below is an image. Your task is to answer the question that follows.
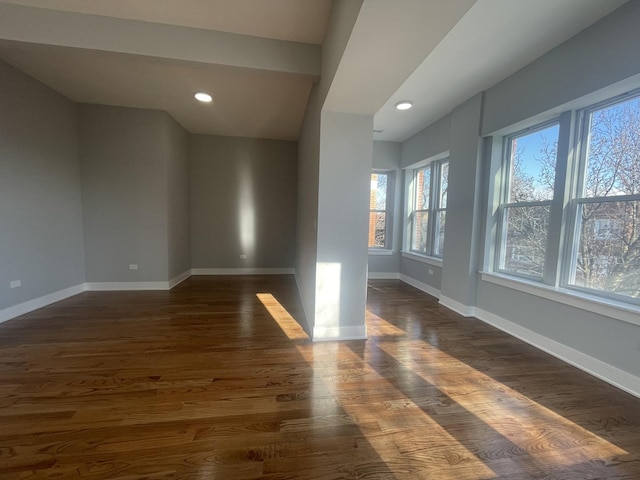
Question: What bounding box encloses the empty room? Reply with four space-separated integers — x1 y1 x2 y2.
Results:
1 1 639 478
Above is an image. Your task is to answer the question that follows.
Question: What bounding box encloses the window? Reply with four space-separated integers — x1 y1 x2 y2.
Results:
496 123 559 278
490 89 640 305
566 95 640 300
369 171 392 249
406 158 448 257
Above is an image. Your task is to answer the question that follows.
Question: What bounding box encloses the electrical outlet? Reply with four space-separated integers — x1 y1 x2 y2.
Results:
428 269 434 275
10 280 21 288
239 254 247 259
128 264 138 270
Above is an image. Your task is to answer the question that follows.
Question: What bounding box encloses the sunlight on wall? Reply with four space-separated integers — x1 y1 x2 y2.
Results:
314 262 341 338
238 160 256 258
256 293 309 340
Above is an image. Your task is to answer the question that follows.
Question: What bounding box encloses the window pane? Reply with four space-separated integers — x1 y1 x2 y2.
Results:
583 97 640 198
569 200 640 299
434 210 446 257
411 211 429 253
370 173 388 210
415 168 430 210
440 161 449 208
368 212 386 248
501 204 550 277
509 124 559 202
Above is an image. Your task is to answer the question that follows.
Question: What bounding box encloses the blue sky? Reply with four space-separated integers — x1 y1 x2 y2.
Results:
513 123 559 194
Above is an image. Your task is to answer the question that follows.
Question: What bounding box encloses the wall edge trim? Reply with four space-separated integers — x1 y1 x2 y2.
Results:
474 307 640 399
169 270 191 289
0 283 86 324
191 268 295 275
312 325 367 342
85 281 170 291
438 295 475 317
368 272 400 280
399 274 440 299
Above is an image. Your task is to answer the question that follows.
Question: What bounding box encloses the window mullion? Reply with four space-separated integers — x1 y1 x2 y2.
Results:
545 110 573 286
562 107 596 288
426 161 440 255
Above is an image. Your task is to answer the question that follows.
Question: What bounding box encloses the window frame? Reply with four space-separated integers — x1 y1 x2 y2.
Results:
368 170 394 250
494 120 560 282
486 88 640 310
405 156 449 259
560 93 640 305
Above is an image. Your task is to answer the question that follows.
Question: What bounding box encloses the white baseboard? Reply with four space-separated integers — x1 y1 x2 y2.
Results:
191 268 295 275
399 274 440 299
474 307 640 399
0 283 86 324
0 268 292 324
368 272 400 280
84 271 192 292
439 295 475 317
85 281 170 291
312 324 367 341
169 270 191 289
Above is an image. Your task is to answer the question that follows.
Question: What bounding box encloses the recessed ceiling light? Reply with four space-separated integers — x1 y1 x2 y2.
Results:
194 92 213 103
395 101 413 111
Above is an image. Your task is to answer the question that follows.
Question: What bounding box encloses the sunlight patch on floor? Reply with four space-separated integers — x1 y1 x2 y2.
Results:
366 310 407 337
295 341 497 479
256 293 309 341
378 338 628 469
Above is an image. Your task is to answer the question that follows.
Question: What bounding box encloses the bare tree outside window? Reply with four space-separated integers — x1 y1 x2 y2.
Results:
411 167 431 253
499 124 559 277
569 97 640 299
408 160 448 258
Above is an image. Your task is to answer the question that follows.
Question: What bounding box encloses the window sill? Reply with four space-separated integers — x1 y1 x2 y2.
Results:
480 271 640 327
401 251 443 267
368 249 394 256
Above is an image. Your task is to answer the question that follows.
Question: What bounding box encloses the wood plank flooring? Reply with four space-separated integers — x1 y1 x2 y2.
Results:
1 275 639 479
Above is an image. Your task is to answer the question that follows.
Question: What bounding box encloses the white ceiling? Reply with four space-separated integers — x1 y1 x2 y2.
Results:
0 41 314 139
0 0 629 143
0 0 331 45
0 0 331 141
371 0 628 142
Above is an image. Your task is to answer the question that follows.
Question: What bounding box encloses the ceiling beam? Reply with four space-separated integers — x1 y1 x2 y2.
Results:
0 2 320 77
323 0 476 115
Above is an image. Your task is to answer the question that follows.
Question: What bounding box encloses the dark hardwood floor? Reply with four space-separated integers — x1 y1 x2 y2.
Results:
1 275 639 479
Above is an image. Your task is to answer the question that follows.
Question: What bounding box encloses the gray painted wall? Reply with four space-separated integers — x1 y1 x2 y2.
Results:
190 135 297 269
396 2 640 382
0 60 85 311
315 111 372 335
296 84 321 329
401 114 451 169
474 1 640 379
368 141 401 274
440 94 484 308
482 1 640 136
166 116 191 280
475 280 640 378
402 255 442 287
79 104 173 282
295 0 364 332
397 117 451 292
